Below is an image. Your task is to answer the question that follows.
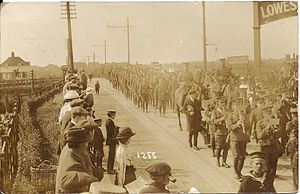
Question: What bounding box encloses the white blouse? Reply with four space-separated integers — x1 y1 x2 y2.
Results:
115 144 134 186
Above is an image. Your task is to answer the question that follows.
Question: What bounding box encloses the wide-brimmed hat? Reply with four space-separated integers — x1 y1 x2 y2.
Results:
64 90 79 100
66 127 89 143
116 127 135 139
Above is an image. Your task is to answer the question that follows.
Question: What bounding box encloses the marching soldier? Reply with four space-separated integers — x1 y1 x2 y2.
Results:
140 78 151 113
249 97 265 142
256 105 281 187
158 77 169 117
238 152 275 192
212 98 229 168
226 98 247 180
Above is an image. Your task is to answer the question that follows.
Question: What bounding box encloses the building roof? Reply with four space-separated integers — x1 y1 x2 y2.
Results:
0 52 30 66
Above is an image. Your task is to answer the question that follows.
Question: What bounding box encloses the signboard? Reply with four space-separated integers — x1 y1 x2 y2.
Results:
227 55 249 66
259 1 298 25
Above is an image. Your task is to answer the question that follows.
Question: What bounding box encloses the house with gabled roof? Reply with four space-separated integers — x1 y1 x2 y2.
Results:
0 52 32 80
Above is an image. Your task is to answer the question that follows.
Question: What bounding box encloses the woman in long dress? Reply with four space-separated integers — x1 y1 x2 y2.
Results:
115 127 137 186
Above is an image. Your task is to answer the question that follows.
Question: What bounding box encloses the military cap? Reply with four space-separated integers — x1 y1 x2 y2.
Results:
64 90 79 100
69 98 84 107
107 110 116 116
77 119 98 131
116 127 135 140
66 127 89 143
250 151 265 159
146 162 172 177
71 107 89 117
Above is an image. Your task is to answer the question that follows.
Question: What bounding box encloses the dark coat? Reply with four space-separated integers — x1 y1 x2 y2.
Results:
92 126 105 156
55 145 98 193
105 118 119 146
182 97 203 132
139 182 169 193
238 172 275 193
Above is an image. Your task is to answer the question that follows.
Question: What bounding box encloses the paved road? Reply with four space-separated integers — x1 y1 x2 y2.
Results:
89 78 294 193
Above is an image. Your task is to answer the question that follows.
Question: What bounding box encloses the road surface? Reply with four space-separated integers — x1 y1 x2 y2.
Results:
89 78 294 193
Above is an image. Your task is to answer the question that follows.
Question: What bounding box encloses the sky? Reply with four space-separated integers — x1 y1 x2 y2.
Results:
0 2 298 66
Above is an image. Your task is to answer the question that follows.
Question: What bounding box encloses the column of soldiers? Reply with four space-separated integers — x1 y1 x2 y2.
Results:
101 60 298 192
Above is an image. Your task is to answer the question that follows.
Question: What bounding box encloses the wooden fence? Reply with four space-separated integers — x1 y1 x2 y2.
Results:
0 78 64 193
0 98 19 193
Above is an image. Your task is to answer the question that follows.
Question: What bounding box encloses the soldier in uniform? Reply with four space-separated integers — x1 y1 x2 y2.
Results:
249 97 265 142
139 162 175 193
238 152 275 193
158 77 169 117
106 110 119 174
226 98 247 180
202 100 215 156
140 78 151 113
256 105 281 187
182 90 204 150
212 98 230 168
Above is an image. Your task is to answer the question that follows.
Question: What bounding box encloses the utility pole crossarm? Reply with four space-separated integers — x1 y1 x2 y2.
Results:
107 17 135 65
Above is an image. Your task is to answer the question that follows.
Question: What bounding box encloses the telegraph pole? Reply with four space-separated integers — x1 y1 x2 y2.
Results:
61 2 77 73
253 2 261 77
202 2 207 72
107 17 134 65
93 40 109 65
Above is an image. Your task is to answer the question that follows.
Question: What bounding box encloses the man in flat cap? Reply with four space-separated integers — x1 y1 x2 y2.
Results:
106 110 119 174
181 89 204 150
57 107 89 155
56 127 98 194
238 152 275 192
139 162 174 193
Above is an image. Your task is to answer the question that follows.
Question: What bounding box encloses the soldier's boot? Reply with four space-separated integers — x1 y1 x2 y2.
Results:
237 157 245 177
216 149 221 167
212 148 216 157
211 138 216 157
233 157 240 179
221 149 230 168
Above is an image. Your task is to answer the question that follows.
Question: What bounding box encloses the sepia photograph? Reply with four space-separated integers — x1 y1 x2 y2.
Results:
0 1 298 193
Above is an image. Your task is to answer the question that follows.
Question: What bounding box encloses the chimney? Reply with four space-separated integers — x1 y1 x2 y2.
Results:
11 51 15 57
